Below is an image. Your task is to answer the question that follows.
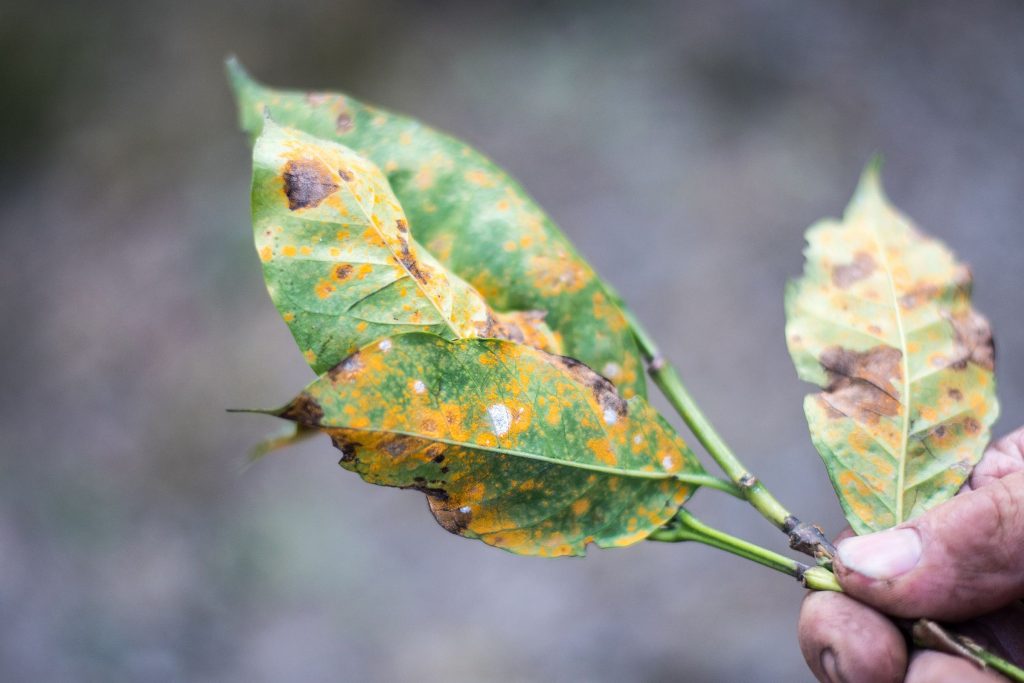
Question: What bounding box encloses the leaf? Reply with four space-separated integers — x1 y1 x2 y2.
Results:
252 118 559 374
785 163 999 534
267 333 704 556
229 58 646 398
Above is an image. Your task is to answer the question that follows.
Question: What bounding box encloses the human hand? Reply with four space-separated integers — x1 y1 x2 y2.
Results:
798 427 1024 682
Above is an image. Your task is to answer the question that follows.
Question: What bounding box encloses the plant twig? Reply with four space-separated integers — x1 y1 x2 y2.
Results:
649 509 841 591
910 619 1024 682
623 308 836 562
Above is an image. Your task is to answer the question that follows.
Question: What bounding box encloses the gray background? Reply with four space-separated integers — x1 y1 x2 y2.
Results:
2 1 1022 681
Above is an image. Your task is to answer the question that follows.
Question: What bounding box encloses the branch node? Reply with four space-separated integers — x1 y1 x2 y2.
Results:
785 516 838 561
738 473 758 490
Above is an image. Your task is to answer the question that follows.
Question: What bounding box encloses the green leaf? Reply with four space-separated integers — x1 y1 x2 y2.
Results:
785 164 999 534
252 118 559 373
229 58 646 398
268 333 704 556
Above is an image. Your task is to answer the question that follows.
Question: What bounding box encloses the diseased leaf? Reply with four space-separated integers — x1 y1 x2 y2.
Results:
253 119 559 373
269 333 704 556
785 163 999 534
229 58 646 398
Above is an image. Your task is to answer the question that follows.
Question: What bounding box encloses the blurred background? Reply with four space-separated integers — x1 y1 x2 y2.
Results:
2 1 1023 681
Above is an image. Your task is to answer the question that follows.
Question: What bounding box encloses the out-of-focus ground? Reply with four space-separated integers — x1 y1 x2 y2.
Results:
2 1 1022 681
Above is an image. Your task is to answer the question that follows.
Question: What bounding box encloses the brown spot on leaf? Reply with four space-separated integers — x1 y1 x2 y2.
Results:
817 345 903 424
331 263 354 282
329 434 358 463
946 310 995 371
279 392 324 426
337 168 354 182
964 417 981 435
553 355 628 422
831 252 876 288
395 219 408 233
947 388 963 401
282 158 339 210
428 498 472 534
335 112 354 133
396 237 432 285
899 283 940 310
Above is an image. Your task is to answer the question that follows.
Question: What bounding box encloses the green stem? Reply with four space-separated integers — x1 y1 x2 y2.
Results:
650 509 840 590
675 473 746 499
970 644 1024 681
912 619 1024 682
624 309 835 561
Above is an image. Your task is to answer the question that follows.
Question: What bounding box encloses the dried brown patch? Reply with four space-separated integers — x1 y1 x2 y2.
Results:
946 310 995 371
328 351 364 382
282 158 339 210
553 355 628 422
396 237 432 285
329 432 359 463
831 252 876 288
279 391 324 426
428 498 472 534
817 345 903 424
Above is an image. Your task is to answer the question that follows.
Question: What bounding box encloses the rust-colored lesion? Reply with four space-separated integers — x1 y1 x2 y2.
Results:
817 345 902 424
282 158 339 210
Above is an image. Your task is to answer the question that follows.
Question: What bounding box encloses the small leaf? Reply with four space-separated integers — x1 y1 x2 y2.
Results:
229 58 646 398
786 164 999 534
269 333 704 556
252 119 559 373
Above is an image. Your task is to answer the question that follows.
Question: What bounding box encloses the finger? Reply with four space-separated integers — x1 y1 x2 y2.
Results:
798 590 906 683
970 427 1024 490
834 470 1024 620
906 650 1005 683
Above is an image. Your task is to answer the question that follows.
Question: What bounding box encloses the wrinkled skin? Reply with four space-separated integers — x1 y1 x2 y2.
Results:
798 427 1024 683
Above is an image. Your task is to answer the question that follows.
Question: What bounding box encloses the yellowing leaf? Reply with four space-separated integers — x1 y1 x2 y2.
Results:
267 333 704 556
785 164 999 534
253 119 558 373
229 59 645 398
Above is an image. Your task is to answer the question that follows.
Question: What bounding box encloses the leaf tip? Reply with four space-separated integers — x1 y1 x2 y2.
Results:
848 153 889 213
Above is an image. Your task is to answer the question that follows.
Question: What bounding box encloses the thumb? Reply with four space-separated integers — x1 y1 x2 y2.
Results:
834 468 1024 621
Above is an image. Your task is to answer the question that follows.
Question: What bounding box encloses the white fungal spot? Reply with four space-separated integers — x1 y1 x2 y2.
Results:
661 455 675 470
633 434 644 445
603 362 621 379
487 403 512 437
603 408 618 425
378 339 392 352
459 505 472 515
413 380 426 394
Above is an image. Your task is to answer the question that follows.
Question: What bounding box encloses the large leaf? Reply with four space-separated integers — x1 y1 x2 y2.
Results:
253 118 558 374
267 333 704 556
229 58 646 398
785 164 999 534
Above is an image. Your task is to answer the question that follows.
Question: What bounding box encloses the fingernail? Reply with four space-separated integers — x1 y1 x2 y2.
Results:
820 647 842 683
837 528 922 580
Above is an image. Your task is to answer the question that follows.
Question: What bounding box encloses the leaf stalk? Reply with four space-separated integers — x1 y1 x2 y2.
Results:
623 308 836 561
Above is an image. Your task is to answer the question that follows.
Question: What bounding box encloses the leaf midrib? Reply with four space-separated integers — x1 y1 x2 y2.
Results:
866 213 912 524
